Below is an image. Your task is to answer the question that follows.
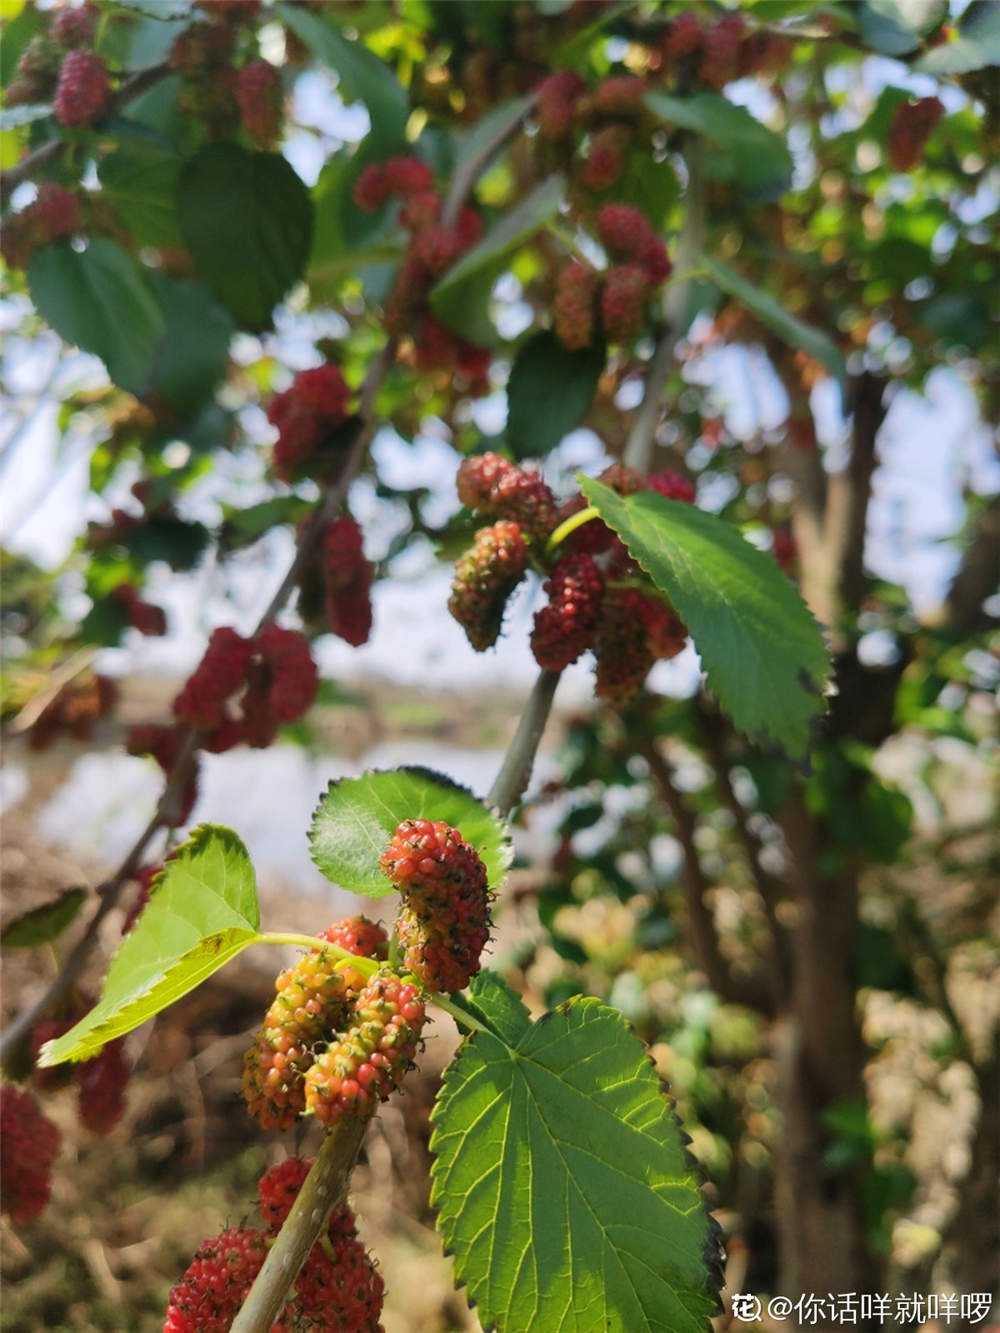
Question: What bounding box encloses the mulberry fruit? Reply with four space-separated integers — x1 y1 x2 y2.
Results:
77 1038 130 1135
257 1156 312 1231
530 553 604 671
53 49 109 125
267 363 351 480
163 1227 284 1333
580 125 630 192
1 1086 60 1225
536 70 585 141
380 819 491 992
304 972 425 1127
600 263 651 342
887 96 944 171
294 1209 385 1332
646 469 695 504
174 627 252 729
593 589 655 703
455 452 558 545
52 4 99 48
448 520 529 652
236 59 282 148
553 262 599 350
318 916 389 961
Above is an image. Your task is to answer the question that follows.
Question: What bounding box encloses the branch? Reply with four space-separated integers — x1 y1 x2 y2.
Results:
694 703 791 1004
826 370 888 621
229 1118 368 1333
944 491 1000 634
623 143 705 473
0 63 170 195
441 91 541 228
642 738 772 1014
487 668 561 818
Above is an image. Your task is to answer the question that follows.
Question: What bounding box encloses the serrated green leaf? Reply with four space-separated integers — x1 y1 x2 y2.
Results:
581 481 830 759
431 175 565 344
699 254 846 382
1 888 87 949
276 2 409 150
27 239 165 395
507 331 606 459
309 766 512 899
39 826 260 1066
645 91 793 198
178 144 313 331
430 979 720 1333
450 968 533 1044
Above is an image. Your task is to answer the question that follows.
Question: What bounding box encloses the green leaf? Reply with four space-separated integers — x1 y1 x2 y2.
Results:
220 496 313 550
178 144 313 331
915 0 1000 72
580 481 830 759
430 976 721 1333
506 332 606 459
27 239 165 395
147 273 235 413
310 766 512 899
38 826 261 1066
857 0 945 55
645 91 793 198
115 0 191 15
120 515 210 570
1 888 87 949
699 254 846 382
431 175 565 344
98 141 182 246
275 2 409 151
453 93 536 177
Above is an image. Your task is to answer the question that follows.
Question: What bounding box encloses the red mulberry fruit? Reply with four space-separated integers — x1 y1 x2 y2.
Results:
1 1086 60 1225
593 589 655 703
530 553 604 671
553 261 599 351
448 520 529 652
236 59 282 148
54 50 109 125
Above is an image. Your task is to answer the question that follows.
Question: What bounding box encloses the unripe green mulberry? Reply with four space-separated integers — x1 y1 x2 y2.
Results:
448 520 528 652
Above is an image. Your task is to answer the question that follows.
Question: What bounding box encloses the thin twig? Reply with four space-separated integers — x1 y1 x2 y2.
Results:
0 63 171 195
441 91 541 228
623 144 705 473
642 737 772 1014
487 668 561 818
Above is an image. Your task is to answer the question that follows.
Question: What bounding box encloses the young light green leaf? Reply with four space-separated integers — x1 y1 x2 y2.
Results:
431 977 722 1333
28 238 165 395
38 825 261 1066
431 175 565 344
1 888 87 949
581 480 830 760
699 254 846 383
275 2 408 150
309 767 512 898
179 144 313 331
507 331 606 459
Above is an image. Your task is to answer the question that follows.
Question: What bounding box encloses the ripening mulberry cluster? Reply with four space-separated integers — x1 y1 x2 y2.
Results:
552 204 671 350
5 4 104 110
661 12 792 87
380 819 492 993
111 582 167 636
267 363 353 481
304 971 426 1127
354 155 491 384
887 97 945 171
448 455 693 703
235 59 283 148
27 669 117 751
53 49 109 125
165 1159 384 1331
448 519 529 652
1 1086 61 1226
28 992 132 1136
242 918 392 1130
534 69 649 194
0 182 81 270
321 515 375 647
172 623 318 752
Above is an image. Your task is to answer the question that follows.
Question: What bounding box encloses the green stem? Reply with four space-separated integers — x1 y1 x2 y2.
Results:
254 933 379 978
229 1118 368 1333
431 993 491 1036
487 668 562 818
546 505 600 556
